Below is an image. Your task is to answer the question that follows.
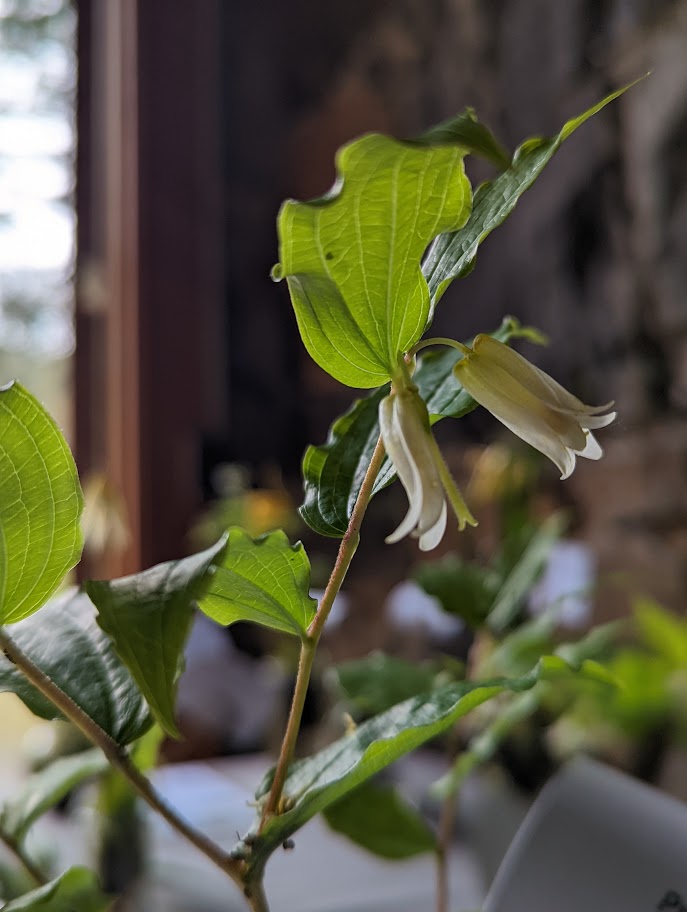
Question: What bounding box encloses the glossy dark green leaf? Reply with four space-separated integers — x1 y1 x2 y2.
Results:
247 661 557 863
0 382 83 624
1 867 109 911
300 317 533 536
197 528 317 638
324 781 436 859
333 653 442 718
273 128 472 388
0 589 151 745
86 538 227 738
0 750 108 842
422 83 637 310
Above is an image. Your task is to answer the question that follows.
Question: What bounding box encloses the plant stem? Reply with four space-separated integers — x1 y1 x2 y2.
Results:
433 689 541 912
0 828 46 886
260 434 387 825
410 336 472 357
0 628 243 891
435 790 458 912
245 878 270 912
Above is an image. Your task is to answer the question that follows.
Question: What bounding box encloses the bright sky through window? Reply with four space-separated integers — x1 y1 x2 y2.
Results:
0 0 76 358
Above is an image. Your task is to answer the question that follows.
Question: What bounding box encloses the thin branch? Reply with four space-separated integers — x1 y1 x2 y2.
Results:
436 790 457 912
245 878 270 912
0 628 243 891
260 434 387 825
433 690 541 912
0 828 47 886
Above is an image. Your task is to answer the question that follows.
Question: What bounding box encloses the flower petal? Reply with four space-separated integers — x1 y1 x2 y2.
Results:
418 500 447 551
428 434 478 530
577 431 603 460
379 395 425 544
472 336 614 428
581 410 616 430
472 335 588 412
395 392 445 536
455 358 578 478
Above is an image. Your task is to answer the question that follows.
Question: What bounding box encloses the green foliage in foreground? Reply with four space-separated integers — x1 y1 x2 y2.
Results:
0 382 83 625
0 867 109 912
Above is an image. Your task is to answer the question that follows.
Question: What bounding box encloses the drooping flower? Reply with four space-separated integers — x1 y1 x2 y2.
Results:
453 334 616 479
379 386 476 550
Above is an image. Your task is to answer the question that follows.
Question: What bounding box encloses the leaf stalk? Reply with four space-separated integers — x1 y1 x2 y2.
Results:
0 826 47 886
260 434 387 825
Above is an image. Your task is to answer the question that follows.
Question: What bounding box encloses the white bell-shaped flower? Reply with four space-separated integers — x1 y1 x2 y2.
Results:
453 335 616 479
379 386 476 551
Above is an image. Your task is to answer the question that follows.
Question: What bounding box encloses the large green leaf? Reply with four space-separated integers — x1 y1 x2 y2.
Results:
86 538 227 738
273 128 472 388
245 660 562 864
300 317 535 536
0 750 108 842
0 589 151 745
0 382 83 624
1 867 109 911
422 83 637 310
197 528 317 638
324 781 436 859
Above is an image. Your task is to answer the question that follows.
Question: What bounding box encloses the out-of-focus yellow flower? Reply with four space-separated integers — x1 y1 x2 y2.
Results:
379 386 476 551
453 335 616 479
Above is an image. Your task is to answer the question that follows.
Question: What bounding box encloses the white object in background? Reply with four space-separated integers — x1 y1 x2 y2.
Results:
178 613 283 750
528 540 594 628
311 588 350 631
485 757 687 912
386 580 465 638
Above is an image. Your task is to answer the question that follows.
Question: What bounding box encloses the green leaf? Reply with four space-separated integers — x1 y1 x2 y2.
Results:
633 598 687 667
300 317 529 536
130 723 165 772
247 662 553 863
299 385 388 537
487 513 565 634
333 653 442 717
0 382 83 624
197 528 317 638
324 781 436 859
432 689 541 799
415 555 500 630
1 867 109 911
273 130 472 388
422 82 638 309
483 613 558 678
0 589 151 745
86 538 227 738
0 750 108 842
415 108 510 170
